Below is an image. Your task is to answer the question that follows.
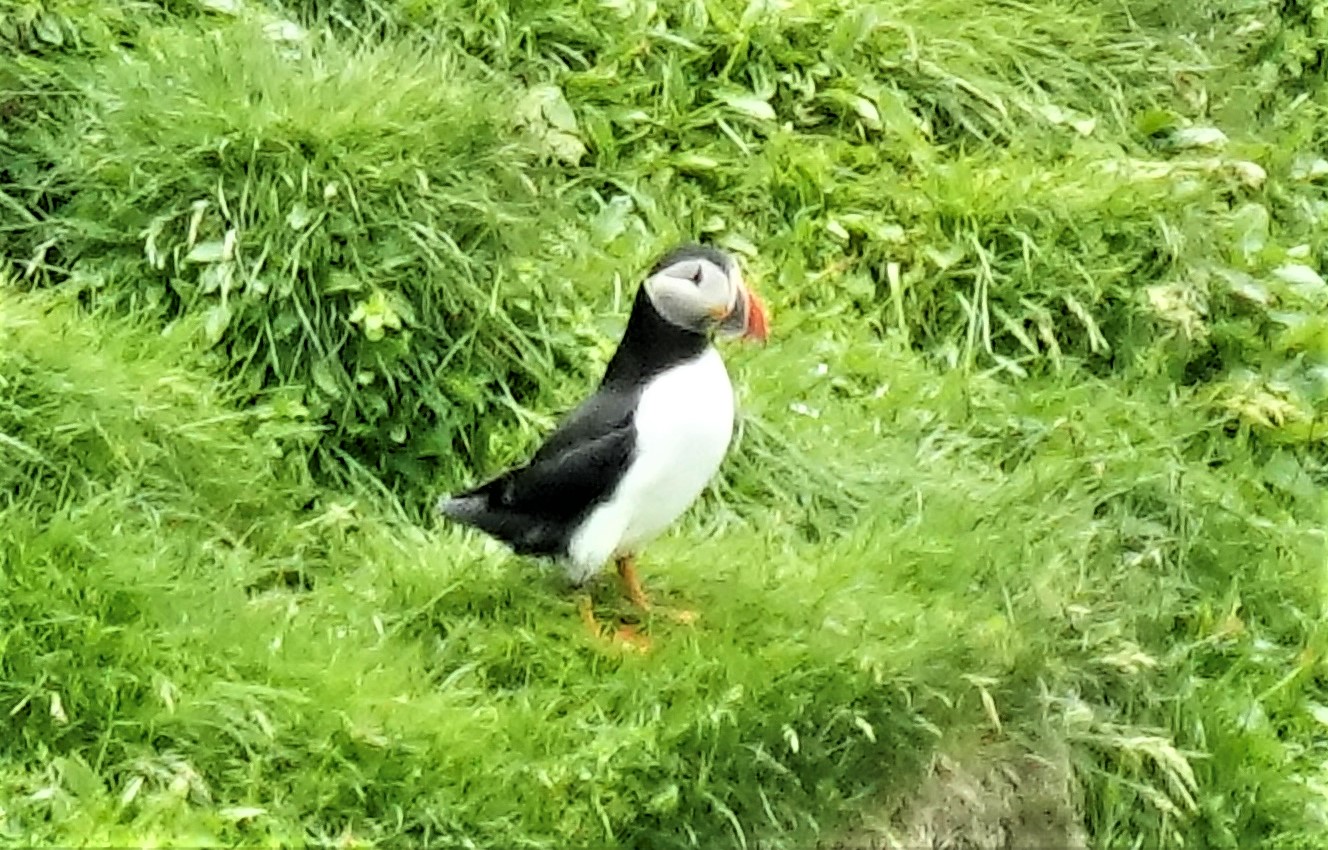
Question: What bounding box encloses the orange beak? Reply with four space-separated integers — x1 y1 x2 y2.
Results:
741 285 769 343
717 282 770 344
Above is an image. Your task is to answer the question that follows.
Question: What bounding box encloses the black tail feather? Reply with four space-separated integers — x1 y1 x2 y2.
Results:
435 490 569 558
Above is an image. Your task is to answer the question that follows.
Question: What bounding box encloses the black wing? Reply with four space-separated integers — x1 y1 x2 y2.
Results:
528 387 640 469
438 387 640 556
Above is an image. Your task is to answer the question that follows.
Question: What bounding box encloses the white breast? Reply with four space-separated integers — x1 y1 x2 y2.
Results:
565 347 735 583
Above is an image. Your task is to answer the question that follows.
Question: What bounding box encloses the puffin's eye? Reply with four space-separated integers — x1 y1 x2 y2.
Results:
690 266 704 285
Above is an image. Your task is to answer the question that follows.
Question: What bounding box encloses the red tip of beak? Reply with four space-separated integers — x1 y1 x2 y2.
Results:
744 287 769 343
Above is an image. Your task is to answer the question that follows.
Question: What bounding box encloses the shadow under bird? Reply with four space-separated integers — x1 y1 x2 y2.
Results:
436 244 769 648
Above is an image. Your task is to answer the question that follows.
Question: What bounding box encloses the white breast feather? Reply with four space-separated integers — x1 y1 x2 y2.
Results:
564 348 735 583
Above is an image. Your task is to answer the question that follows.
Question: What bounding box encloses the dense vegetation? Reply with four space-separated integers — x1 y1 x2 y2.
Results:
3 0 1328 846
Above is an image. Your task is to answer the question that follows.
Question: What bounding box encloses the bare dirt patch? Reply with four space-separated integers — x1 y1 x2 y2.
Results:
843 739 1087 850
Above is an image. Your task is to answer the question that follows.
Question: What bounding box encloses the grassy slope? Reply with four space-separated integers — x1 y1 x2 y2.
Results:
3 0 1328 848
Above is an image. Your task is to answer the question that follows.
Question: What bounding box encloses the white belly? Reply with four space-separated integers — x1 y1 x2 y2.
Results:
565 348 735 582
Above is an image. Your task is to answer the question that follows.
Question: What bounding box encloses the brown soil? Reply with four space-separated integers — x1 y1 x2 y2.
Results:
840 739 1087 850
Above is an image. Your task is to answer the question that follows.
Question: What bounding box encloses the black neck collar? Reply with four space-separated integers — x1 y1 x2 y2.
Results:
601 285 709 388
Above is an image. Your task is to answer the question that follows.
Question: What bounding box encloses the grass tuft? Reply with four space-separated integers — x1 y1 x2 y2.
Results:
9 16 587 497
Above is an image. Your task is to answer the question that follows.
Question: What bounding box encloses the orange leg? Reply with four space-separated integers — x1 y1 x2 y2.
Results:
616 554 652 610
578 593 600 637
616 554 698 625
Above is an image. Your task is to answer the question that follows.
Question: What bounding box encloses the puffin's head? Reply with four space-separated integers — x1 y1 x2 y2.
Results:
642 244 769 343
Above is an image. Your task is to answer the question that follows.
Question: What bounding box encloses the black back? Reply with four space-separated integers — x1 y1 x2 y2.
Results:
438 264 712 557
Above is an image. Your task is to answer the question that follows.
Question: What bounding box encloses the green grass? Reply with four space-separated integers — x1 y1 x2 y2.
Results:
4 0 1328 847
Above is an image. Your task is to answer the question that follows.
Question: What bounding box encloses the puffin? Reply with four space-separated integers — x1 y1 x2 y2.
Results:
436 244 769 645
